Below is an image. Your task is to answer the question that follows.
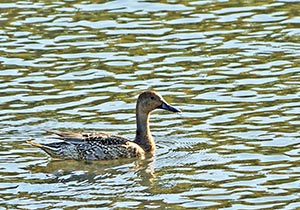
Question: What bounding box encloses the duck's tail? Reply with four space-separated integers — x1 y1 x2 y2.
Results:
26 140 78 160
26 140 58 156
26 140 44 148
26 140 63 158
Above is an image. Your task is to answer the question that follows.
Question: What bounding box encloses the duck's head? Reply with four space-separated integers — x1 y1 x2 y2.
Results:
137 91 181 114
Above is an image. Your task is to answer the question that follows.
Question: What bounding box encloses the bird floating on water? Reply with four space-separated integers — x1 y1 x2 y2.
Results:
27 90 181 160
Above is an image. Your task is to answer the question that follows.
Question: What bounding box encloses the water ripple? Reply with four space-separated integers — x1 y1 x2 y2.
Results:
1 0 300 209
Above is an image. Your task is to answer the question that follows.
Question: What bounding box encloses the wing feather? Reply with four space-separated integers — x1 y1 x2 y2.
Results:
45 129 130 145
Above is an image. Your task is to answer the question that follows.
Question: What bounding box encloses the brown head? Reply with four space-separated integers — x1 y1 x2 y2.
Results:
135 90 181 153
136 90 181 114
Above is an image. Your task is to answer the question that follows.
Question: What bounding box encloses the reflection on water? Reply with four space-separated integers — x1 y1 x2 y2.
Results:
1 0 300 209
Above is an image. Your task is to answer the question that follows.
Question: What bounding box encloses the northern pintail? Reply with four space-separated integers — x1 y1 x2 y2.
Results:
27 91 181 160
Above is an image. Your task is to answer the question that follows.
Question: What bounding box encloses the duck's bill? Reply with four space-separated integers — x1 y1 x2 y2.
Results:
160 102 181 113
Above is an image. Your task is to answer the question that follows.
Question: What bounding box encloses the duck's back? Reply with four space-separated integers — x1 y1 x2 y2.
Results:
27 130 145 160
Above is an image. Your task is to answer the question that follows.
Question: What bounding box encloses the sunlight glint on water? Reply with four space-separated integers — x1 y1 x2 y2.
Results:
1 0 300 209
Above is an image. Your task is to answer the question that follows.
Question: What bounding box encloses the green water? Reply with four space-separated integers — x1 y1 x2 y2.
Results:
1 0 300 209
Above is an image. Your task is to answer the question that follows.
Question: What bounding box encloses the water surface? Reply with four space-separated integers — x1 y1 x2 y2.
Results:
1 0 300 209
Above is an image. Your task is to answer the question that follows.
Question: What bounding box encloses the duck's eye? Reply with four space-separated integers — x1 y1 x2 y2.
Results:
150 96 155 100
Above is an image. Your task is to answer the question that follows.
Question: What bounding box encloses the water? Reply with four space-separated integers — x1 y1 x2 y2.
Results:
1 0 300 209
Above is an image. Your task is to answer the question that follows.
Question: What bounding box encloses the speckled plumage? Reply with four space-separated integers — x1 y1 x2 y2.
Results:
27 91 181 161
28 130 145 160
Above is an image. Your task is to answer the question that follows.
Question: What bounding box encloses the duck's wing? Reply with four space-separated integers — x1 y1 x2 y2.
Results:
27 130 144 160
45 129 130 145
27 139 144 160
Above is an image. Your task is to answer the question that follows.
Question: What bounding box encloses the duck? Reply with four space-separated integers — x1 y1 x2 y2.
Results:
27 90 181 160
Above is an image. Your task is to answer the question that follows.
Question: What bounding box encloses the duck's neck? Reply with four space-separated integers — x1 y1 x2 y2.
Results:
134 107 155 153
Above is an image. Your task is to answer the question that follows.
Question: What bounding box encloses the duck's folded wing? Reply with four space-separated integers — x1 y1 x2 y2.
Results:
27 130 144 160
45 129 130 145
27 140 144 160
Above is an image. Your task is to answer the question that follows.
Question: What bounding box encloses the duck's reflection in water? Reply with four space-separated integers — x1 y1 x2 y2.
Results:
28 156 156 186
